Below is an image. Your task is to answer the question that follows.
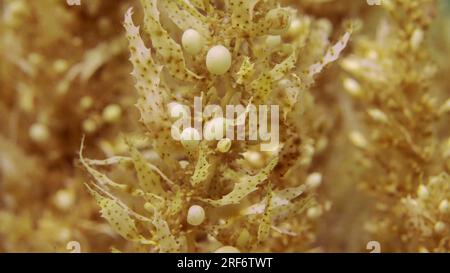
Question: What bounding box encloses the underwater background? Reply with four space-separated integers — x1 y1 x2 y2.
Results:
0 0 449 253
